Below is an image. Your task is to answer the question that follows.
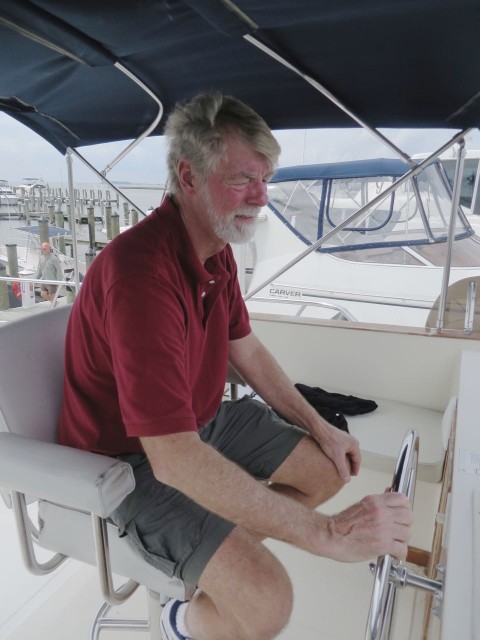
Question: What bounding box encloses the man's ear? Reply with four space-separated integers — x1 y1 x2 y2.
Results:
177 159 196 194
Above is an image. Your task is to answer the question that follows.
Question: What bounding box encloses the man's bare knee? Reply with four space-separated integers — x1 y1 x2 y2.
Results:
236 563 293 640
195 529 293 640
271 435 346 508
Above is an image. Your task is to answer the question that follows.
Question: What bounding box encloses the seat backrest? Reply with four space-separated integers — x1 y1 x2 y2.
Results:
0 305 71 442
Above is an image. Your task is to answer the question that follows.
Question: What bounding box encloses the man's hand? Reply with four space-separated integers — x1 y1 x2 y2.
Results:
322 492 414 562
311 424 361 483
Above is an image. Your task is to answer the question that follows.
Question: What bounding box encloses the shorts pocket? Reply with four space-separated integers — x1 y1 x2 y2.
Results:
123 519 177 578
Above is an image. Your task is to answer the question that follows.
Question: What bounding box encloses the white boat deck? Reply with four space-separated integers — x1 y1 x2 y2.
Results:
0 466 438 640
2 313 478 639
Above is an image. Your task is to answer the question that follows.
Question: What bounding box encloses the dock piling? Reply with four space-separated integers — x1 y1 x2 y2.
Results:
55 209 66 255
6 244 19 278
87 205 96 248
105 202 112 240
85 247 96 270
0 263 9 310
111 212 120 238
38 216 50 245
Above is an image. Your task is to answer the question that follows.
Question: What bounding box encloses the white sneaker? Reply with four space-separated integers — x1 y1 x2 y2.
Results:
160 599 188 640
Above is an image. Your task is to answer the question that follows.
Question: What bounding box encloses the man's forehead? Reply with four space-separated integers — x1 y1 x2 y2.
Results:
216 139 273 177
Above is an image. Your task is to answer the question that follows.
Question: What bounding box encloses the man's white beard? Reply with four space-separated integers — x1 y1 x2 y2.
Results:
202 187 260 244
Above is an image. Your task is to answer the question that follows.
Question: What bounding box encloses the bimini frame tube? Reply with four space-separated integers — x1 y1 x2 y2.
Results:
100 62 164 177
0 12 164 181
244 34 414 167
435 140 467 331
68 147 149 217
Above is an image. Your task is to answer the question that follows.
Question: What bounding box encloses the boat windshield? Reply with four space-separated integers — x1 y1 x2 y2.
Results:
268 163 473 264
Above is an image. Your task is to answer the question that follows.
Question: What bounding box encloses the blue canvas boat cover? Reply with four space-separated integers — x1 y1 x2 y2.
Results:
271 159 410 183
0 1 479 152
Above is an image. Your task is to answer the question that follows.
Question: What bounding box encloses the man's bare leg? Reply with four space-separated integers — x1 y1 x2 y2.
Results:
183 435 345 639
269 433 346 507
186 527 293 640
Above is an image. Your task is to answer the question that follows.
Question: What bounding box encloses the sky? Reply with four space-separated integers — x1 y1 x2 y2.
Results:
1 111 480 187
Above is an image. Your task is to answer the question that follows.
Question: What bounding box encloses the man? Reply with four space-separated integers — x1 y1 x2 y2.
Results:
36 241 63 301
58 93 412 640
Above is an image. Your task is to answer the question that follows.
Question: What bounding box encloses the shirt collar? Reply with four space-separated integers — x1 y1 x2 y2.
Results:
155 196 228 285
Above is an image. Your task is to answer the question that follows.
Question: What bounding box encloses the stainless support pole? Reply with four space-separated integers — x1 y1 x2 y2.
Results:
100 62 163 176
10 491 67 575
390 565 444 597
66 150 81 295
91 514 138 605
436 140 466 331
465 280 477 334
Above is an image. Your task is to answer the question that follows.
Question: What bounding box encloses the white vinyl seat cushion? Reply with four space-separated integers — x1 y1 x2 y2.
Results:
348 396 456 482
37 500 189 600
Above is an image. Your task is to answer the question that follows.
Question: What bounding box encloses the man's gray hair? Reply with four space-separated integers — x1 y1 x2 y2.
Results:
164 93 281 194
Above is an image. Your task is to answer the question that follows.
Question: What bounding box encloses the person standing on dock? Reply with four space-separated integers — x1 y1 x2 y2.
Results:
58 93 413 640
36 242 63 302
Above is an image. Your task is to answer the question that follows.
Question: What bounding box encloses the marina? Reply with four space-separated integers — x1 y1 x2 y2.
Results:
0 182 165 321
1 1 480 640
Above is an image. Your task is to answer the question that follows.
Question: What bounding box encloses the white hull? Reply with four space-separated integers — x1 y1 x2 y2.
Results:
243 160 480 329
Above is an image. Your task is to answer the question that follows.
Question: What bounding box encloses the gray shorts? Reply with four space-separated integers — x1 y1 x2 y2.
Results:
40 283 58 294
111 398 306 588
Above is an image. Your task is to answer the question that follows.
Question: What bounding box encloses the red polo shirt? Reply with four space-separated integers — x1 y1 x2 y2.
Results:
58 197 251 455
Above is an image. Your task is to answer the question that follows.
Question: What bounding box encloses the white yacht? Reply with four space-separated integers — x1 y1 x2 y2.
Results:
243 158 480 327
0 180 20 212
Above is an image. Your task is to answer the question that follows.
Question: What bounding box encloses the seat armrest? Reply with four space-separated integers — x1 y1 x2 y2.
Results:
0 433 135 517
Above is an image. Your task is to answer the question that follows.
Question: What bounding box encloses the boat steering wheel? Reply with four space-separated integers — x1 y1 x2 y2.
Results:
365 430 419 640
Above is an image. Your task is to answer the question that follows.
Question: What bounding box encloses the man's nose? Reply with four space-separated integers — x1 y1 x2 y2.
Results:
247 179 268 207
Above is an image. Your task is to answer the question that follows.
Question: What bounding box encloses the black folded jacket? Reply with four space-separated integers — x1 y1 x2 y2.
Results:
294 383 378 433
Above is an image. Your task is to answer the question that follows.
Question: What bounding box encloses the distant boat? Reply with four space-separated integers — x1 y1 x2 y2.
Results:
15 177 47 197
0 179 20 209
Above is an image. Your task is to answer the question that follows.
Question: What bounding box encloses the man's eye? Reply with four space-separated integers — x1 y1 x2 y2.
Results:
225 178 250 187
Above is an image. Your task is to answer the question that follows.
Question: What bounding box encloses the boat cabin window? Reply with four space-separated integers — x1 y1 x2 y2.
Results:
268 163 474 266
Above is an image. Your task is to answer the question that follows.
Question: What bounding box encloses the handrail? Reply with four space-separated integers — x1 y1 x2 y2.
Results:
391 430 419 500
247 295 357 322
249 282 436 312
365 430 419 640
0 275 77 287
